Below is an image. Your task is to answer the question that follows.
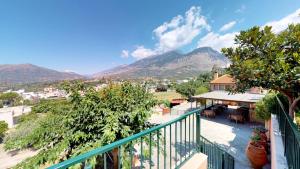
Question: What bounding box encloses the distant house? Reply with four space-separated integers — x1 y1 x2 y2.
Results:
210 72 263 94
210 73 235 91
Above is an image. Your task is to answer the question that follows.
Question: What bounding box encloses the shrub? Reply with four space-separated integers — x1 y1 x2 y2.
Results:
156 84 167 92
0 92 22 106
255 92 277 121
160 100 171 108
195 86 209 95
0 121 8 139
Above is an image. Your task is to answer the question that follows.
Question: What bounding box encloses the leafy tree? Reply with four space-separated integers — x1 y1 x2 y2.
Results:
64 81 157 149
31 99 71 115
195 86 209 95
222 24 300 119
6 81 157 168
0 92 22 106
175 73 211 98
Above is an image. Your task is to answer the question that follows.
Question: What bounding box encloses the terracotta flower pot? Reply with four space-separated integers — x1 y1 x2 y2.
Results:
252 131 268 150
132 154 139 167
162 108 171 115
246 141 268 169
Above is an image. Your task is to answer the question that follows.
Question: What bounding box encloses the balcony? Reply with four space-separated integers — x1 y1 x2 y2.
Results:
47 107 234 169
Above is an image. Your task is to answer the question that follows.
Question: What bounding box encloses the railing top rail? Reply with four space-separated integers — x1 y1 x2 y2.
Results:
199 135 233 157
276 96 300 142
48 107 203 169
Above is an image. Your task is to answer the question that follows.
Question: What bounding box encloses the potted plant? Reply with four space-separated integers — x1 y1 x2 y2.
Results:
246 135 268 169
161 100 171 115
255 93 277 139
253 127 268 142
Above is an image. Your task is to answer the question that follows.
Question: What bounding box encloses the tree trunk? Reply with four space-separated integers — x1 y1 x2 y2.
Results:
112 148 119 169
289 97 300 120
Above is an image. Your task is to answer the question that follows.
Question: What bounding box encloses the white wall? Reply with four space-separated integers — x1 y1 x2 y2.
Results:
0 106 32 128
0 111 14 128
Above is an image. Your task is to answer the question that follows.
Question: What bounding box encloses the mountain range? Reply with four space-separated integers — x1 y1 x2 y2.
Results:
93 47 228 79
0 47 228 84
0 64 84 84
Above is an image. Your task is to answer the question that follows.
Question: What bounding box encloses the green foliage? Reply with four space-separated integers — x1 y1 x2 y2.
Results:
0 121 8 139
31 99 71 115
22 99 36 106
175 73 211 98
0 92 22 106
255 93 278 120
195 86 209 95
222 24 300 117
17 112 39 123
64 81 157 148
7 81 157 168
160 99 171 108
5 113 66 151
0 101 3 108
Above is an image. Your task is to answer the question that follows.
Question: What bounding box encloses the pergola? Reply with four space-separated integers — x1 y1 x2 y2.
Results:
191 90 266 122
192 90 265 106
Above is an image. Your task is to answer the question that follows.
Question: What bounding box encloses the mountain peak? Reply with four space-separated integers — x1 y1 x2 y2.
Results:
0 64 84 84
94 47 228 79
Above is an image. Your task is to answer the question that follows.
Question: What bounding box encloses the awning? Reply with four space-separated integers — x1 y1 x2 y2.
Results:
192 91 265 103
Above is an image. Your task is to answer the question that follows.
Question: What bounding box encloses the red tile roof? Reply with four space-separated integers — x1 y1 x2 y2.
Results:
210 74 235 84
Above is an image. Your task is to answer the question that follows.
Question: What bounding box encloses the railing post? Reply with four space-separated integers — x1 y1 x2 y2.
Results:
196 109 201 151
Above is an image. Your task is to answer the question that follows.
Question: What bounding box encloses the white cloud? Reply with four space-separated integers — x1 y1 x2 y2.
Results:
121 50 129 58
197 32 237 51
64 70 75 73
264 8 300 33
235 5 246 13
153 6 210 52
131 6 210 59
198 8 300 51
219 21 236 32
131 46 156 60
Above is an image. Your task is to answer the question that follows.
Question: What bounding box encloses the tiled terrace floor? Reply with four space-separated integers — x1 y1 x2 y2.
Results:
150 112 271 169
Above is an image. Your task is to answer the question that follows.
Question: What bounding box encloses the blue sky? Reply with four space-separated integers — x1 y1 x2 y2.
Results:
0 0 299 74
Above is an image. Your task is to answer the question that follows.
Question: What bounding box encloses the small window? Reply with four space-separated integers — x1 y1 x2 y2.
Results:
214 84 218 90
219 85 225 90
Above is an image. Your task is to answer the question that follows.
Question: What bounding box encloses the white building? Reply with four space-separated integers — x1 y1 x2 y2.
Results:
0 106 31 128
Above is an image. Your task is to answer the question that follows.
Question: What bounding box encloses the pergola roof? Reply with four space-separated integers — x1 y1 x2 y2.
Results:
192 91 265 103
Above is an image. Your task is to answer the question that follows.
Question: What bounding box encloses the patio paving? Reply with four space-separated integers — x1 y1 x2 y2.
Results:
200 115 254 169
150 112 270 169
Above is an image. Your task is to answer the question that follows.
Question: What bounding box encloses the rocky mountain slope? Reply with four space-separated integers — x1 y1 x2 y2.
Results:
94 47 228 79
0 64 84 84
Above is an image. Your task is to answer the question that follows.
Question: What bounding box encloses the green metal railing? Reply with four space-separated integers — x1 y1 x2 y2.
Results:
48 107 234 169
199 136 234 169
276 97 300 169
